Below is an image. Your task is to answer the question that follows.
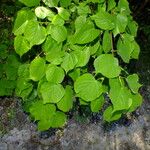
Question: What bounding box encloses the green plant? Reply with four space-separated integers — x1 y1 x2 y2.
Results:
13 0 142 131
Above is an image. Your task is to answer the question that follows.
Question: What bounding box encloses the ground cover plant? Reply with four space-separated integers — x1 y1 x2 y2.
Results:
1 0 143 131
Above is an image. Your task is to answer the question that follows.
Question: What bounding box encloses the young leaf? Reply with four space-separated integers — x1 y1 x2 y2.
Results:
74 73 103 101
103 106 122 122
57 85 73 112
94 54 121 78
19 0 40 7
40 82 65 104
90 95 105 112
46 64 65 83
102 31 112 53
29 57 46 81
35 6 54 19
91 10 115 30
126 74 141 94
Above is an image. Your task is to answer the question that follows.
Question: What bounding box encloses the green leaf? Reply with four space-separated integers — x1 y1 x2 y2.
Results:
14 35 31 57
126 74 141 94
113 13 128 36
0 80 16 96
88 42 100 55
42 0 59 7
18 64 30 78
30 101 56 120
29 101 56 131
40 82 65 104
109 78 132 112
52 15 65 26
29 57 46 81
50 25 67 42
107 0 116 11
24 20 47 47
42 35 62 52
102 31 112 53
91 10 115 30
60 0 71 7
94 54 121 78
57 7 70 20
128 94 142 112
118 0 130 15
57 85 73 112
13 9 36 35
103 106 122 122
72 21 100 44
127 20 138 37
75 15 87 32
15 78 33 99
51 111 67 128
46 64 65 83
117 34 134 63
73 48 90 67
68 68 80 81
35 6 55 19
74 73 103 101
90 95 105 112
131 41 140 59
61 52 78 73
19 0 40 7
77 3 91 15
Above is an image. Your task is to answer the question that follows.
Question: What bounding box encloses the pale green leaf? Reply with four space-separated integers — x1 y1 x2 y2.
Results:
128 94 143 112
13 9 36 35
29 57 46 81
109 78 132 112
94 54 121 78
14 35 31 57
103 106 122 122
35 6 54 19
40 82 65 104
126 74 141 94
61 52 78 73
102 31 112 53
57 7 70 20
24 21 47 46
50 25 67 42
90 95 105 112
91 10 115 30
51 111 67 128
74 73 103 101
57 85 73 112
46 64 65 83
42 0 59 7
